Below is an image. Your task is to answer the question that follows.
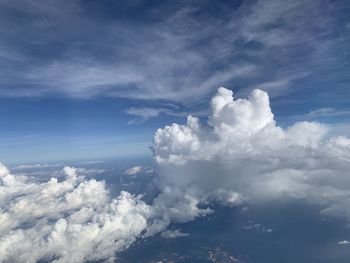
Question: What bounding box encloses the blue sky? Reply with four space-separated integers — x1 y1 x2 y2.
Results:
0 0 349 164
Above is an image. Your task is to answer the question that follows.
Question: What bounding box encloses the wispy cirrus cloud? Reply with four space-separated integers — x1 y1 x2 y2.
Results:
305 108 350 119
0 0 348 105
125 105 209 124
126 107 172 124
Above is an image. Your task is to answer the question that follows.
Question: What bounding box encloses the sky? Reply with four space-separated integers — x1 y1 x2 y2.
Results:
0 0 349 163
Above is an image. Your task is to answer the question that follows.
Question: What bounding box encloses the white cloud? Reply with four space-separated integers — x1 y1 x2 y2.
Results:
145 168 154 174
0 164 154 262
75 167 106 176
242 222 273 233
152 87 350 221
161 229 189 239
126 107 170 121
0 162 210 262
125 106 209 124
305 108 350 118
124 166 143 176
338 240 350 245
13 163 61 170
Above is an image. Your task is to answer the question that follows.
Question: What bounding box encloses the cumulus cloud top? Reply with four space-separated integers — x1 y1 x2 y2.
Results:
153 88 331 165
152 87 350 219
209 87 275 136
0 164 9 176
0 165 153 263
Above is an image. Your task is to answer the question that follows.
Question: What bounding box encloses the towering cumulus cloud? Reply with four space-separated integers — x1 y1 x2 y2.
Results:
1 87 350 262
152 87 350 218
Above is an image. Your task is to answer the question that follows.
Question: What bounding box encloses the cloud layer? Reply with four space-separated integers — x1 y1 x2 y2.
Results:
0 166 153 262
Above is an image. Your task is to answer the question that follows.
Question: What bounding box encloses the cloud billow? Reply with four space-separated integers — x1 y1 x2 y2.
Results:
152 87 350 217
0 166 152 262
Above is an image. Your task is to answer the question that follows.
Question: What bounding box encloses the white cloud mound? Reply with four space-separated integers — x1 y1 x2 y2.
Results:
0 164 153 263
152 87 350 219
124 166 143 176
338 240 350 245
153 87 330 165
208 87 275 136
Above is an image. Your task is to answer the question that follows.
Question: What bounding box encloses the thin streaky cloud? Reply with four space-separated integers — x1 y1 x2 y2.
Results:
0 0 347 106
